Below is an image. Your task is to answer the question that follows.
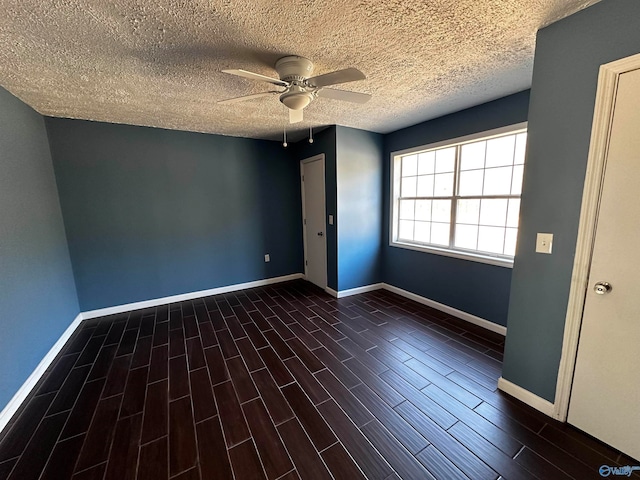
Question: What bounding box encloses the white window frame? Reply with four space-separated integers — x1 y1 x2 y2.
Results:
389 122 527 268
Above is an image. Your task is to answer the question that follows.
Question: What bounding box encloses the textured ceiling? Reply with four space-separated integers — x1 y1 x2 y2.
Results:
0 0 600 142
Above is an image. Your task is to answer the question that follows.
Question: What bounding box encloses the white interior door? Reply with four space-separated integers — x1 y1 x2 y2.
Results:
301 155 327 289
568 67 640 461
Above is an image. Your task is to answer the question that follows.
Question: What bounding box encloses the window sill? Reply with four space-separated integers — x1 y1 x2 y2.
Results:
389 241 514 268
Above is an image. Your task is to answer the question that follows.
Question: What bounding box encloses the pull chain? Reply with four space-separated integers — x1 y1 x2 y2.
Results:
283 106 288 147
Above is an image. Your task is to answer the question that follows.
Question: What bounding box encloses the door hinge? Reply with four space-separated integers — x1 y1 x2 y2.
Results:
304 219 306 225
305 260 308 266
302 175 304 181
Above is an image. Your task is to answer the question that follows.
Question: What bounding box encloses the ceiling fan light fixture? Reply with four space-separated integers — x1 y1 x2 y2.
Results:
280 91 313 110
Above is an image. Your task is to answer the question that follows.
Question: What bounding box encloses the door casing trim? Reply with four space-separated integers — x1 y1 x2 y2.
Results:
554 52 640 421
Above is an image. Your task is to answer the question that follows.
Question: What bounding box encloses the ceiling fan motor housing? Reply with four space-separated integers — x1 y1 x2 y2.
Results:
275 56 314 82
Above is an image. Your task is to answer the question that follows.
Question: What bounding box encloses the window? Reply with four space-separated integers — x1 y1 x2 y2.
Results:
390 123 527 267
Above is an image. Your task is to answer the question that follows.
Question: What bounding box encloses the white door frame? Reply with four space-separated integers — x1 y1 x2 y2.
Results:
554 52 640 422
300 154 327 286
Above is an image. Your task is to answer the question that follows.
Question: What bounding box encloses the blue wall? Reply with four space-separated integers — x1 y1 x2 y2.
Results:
0 88 79 409
290 127 338 290
336 126 383 290
382 91 530 326
502 0 640 402
47 119 304 311
8 0 628 412
290 126 384 292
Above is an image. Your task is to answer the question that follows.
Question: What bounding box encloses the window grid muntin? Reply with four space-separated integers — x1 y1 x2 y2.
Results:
394 128 525 259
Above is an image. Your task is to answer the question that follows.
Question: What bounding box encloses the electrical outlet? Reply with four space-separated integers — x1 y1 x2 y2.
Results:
535 233 553 254
264 254 270 262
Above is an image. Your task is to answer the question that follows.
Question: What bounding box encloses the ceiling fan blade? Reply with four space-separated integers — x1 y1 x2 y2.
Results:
289 108 303 124
317 88 371 104
222 69 289 87
217 91 280 105
307 67 366 88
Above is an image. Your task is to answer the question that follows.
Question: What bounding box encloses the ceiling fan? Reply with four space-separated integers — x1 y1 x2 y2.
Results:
218 56 371 123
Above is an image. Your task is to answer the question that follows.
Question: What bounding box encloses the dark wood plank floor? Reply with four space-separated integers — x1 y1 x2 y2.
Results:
0 279 637 480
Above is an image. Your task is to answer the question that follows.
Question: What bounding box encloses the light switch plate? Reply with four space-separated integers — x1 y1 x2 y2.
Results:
264 254 270 262
329 215 334 225
536 233 553 254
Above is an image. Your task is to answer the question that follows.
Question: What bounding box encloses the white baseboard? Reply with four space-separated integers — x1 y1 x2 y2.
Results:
0 313 84 434
324 282 506 336
497 377 555 417
1 274 507 436
1 273 305 435
325 283 384 298
82 273 305 319
381 283 507 336
325 287 339 298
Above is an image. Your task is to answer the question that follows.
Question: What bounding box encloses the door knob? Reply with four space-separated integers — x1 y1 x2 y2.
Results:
317 232 324 237
594 282 612 295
